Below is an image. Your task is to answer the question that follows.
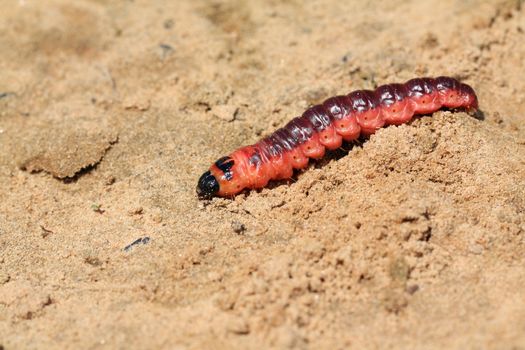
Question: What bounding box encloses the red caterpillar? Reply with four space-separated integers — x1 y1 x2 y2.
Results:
197 76 478 198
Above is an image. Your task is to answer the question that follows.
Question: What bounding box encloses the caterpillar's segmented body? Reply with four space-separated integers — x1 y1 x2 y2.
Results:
197 76 478 198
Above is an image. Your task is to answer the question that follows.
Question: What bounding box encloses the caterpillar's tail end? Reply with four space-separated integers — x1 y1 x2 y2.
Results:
460 83 479 113
467 96 479 113
465 100 480 120
197 170 220 199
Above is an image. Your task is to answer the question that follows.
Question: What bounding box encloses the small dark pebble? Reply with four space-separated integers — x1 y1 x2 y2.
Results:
84 256 102 266
231 221 246 234
91 203 105 214
0 92 14 100
159 43 173 51
163 19 174 29
105 176 116 186
159 43 174 58
124 236 151 252
128 206 143 216
406 284 420 295
40 225 54 238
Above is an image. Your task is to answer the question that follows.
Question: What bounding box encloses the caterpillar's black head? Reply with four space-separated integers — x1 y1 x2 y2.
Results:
197 170 220 199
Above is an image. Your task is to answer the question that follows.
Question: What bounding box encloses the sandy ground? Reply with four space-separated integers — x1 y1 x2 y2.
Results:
1 0 525 349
